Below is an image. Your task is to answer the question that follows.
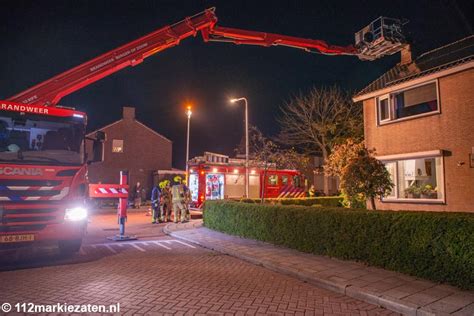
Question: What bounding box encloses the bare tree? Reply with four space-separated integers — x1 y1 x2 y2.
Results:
236 126 310 201
241 126 309 170
278 86 362 195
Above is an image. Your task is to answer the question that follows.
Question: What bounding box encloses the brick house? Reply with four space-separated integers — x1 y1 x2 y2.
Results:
353 36 474 212
87 107 173 197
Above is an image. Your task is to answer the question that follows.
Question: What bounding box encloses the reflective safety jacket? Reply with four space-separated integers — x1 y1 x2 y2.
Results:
151 186 161 204
161 187 172 204
171 184 185 202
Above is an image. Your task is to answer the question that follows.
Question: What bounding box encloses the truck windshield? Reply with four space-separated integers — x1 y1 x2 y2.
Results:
0 113 85 165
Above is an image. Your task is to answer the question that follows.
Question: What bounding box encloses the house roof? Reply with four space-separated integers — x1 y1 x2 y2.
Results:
86 118 172 143
354 35 474 100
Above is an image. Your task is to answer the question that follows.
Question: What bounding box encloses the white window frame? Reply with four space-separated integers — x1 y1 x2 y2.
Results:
379 150 445 204
383 161 398 199
377 94 391 124
376 80 440 126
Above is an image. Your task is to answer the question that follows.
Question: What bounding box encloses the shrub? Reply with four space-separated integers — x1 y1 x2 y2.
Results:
238 197 342 207
325 139 393 210
204 201 474 290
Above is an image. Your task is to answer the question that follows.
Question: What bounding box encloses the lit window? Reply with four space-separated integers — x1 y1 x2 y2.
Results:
112 139 123 153
377 82 438 124
384 162 397 199
268 175 278 186
383 156 444 201
293 175 302 188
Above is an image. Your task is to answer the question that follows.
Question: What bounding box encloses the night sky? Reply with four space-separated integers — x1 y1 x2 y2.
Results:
1 0 472 169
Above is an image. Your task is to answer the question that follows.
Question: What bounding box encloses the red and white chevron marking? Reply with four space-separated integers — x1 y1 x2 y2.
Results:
89 184 129 198
276 186 306 199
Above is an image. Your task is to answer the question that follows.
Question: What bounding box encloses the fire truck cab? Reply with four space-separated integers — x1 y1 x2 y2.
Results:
0 101 104 254
188 152 306 207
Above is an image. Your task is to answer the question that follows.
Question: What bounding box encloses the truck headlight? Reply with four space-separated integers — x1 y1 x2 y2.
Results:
64 207 88 222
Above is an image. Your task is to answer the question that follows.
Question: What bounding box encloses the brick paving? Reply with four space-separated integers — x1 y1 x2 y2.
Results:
0 238 398 315
84 208 168 245
165 221 474 316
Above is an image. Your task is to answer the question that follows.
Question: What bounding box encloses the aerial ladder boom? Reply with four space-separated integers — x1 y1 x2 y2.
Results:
203 26 358 56
8 8 218 106
7 8 406 107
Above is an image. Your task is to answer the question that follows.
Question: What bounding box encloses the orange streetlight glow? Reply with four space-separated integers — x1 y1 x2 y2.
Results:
186 105 192 118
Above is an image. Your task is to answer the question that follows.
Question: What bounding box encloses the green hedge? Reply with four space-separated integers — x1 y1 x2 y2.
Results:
204 201 474 290
239 196 342 207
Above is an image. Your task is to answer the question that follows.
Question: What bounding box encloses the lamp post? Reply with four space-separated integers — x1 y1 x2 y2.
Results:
230 97 249 198
185 106 192 183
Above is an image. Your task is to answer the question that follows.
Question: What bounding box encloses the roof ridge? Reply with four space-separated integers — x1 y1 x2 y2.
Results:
417 35 474 59
135 119 172 143
86 119 122 136
86 118 171 143
417 43 474 66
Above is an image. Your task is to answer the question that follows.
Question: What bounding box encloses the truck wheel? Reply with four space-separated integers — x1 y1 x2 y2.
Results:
58 239 82 255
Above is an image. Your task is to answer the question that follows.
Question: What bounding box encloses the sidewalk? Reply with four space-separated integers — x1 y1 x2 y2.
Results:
164 220 474 316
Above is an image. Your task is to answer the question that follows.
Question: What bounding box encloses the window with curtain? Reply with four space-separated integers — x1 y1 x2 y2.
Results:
383 156 443 201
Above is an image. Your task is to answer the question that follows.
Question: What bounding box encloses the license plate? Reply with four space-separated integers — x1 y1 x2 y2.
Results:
0 234 35 243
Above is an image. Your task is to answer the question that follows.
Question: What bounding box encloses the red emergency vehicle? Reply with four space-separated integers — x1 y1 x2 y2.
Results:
188 152 306 207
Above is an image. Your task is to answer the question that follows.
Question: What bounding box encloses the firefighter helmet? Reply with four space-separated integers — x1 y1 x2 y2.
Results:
159 180 170 189
173 176 182 183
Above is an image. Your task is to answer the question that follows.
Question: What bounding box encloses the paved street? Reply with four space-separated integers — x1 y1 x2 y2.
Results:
0 207 169 270
0 207 200 270
0 209 398 315
166 222 474 316
0 240 396 315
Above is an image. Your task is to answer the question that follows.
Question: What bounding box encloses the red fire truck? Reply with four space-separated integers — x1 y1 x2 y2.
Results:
188 152 306 207
0 8 405 253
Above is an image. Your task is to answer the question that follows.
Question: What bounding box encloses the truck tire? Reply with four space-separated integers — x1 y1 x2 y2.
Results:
58 239 82 255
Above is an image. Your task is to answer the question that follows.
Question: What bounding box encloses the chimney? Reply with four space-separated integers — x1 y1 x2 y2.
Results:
400 45 413 65
123 107 135 120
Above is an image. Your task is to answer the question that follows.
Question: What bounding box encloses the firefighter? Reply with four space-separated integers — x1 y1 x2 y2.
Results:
150 183 161 224
133 182 142 208
183 179 192 221
308 185 316 198
171 176 187 223
160 180 172 222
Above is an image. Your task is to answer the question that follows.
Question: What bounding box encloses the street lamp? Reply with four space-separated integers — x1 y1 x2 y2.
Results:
230 97 249 198
185 105 192 183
